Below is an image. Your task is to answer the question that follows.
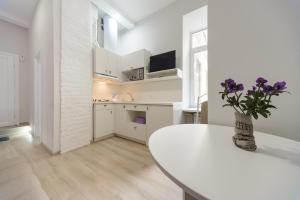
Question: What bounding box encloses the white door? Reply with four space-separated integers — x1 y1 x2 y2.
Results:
0 52 18 127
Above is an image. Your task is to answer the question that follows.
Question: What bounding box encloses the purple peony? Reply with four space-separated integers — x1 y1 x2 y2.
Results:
273 81 287 91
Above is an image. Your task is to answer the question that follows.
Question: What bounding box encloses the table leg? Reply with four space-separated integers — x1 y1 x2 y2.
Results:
183 191 206 200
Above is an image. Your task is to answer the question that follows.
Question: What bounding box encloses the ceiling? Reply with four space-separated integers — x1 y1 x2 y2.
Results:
104 0 177 23
0 0 39 28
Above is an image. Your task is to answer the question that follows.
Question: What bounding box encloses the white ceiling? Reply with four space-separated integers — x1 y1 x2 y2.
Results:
0 0 39 28
104 0 177 23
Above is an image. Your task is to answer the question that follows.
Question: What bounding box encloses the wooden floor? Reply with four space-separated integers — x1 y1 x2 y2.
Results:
0 134 182 200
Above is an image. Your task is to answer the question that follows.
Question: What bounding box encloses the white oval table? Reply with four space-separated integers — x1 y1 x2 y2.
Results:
149 124 300 200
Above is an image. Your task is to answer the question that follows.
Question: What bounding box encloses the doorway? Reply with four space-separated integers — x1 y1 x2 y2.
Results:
34 53 43 139
0 52 19 128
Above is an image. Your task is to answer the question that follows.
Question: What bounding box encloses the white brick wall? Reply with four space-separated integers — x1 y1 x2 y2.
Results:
60 0 93 153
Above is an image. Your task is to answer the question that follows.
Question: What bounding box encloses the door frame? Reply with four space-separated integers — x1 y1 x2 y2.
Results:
0 51 19 127
33 52 43 139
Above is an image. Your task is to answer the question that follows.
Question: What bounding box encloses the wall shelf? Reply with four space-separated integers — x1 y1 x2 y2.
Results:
145 68 182 77
118 75 182 85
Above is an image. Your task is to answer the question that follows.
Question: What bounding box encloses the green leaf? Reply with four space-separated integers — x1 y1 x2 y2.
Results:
252 112 258 120
258 111 268 118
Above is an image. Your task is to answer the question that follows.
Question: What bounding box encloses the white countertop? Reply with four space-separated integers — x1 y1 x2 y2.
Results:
93 101 182 106
149 124 300 200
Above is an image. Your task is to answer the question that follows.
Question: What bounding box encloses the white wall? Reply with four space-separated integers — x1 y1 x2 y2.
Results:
115 0 207 102
120 80 182 102
60 0 93 153
29 0 55 151
119 0 208 65
93 81 120 100
0 19 29 123
208 0 300 141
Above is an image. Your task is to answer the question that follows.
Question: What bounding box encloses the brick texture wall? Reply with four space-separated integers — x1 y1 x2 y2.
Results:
60 0 93 153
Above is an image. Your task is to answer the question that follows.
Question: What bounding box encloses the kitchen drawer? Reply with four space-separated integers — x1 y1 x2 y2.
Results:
95 104 113 110
127 122 147 141
126 104 148 112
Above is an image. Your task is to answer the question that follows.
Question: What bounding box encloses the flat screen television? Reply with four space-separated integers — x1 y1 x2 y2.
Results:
149 50 176 72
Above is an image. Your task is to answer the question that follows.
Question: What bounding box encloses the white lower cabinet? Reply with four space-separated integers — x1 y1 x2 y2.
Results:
114 104 128 137
127 122 147 142
94 104 114 140
147 106 174 140
94 103 182 143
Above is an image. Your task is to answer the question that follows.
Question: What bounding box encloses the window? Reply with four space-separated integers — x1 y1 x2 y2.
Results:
190 29 208 108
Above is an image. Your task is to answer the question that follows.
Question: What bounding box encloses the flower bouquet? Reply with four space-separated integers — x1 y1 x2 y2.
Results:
219 77 288 151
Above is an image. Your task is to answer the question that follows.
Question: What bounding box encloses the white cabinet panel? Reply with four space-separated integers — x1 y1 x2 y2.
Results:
108 51 120 77
147 106 173 140
127 122 147 142
126 104 148 112
94 106 114 140
122 49 151 71
94 47 121 78
114 104 128 137
94 47 108 75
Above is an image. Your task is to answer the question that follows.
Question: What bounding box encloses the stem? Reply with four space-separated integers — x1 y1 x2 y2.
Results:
226 93 244 115
234 92 246 115
267 95 272 105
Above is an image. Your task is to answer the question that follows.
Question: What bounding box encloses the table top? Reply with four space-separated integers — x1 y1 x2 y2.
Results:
149 124 300 200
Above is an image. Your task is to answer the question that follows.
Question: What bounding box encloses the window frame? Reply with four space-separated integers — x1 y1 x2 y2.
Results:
189 28 208 108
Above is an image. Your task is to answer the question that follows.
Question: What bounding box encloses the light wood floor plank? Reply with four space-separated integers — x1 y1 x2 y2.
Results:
0 135 181 200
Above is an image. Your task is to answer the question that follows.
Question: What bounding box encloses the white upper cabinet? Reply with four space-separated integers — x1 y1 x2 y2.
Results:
94 47 109 75
122 49 151 72
107 51 121 78
94 47 121 78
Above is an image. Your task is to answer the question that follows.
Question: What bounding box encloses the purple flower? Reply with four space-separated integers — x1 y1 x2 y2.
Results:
273 81 287 91
221 78 244 94
263 85 273 94
237 84 244 91
247 86 257 96
256 77 268 87
225 78 235 85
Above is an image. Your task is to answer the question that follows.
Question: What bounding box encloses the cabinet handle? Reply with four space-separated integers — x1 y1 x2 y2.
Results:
134 105 137 108
123 105 126 109
134 126 137 129
104 105 107 107
110 111 113 114
147 106 149 110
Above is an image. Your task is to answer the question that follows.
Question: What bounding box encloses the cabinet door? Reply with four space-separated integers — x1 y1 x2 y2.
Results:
121 50 150 71
114 104 128 136
94 47 109 75
127 123 147 142
147 106 173 140
108 51 120 77
94 109 114 139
